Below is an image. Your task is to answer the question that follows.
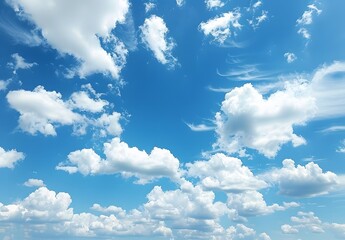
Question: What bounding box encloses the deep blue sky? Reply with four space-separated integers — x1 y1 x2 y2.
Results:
1 0 345 239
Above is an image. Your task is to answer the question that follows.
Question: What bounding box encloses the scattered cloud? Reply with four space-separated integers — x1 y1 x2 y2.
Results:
320 125 345 133
199 11 241 44
7 85 122 137
144 2 156 13
187 153 268 192
296 3 322 39
282 211 345 238
7 53 37 74
284 52 297 63
281 224 299 234
0 80 10 91
57 137 181 184
186 122 214 132
227 190 299 218
23 178 45 188
140 15 177 67
0 146 24 169
176 0 185 7
336 140 345 153
214 82 316 158
7 0 130 79
262 159 339 197
7 86 84 136
205 0 225 10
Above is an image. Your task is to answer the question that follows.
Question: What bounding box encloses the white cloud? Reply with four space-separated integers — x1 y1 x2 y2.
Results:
8 0 130 79
0 147 24 169
296 4 321 39
140 15 177 67
227 190 298 218
0 187 73 222
297 4 321 25
205 0 225 10
176 0 185 7
281 224 299 234
311 62 345 119
320 125 345 133
284 52 297 63
95 112 123 137
249 10 268 29
337 140 345 153
259 232 271 240
0 80 10 91
214 82 316 158
144 2 156 13
7 85 122 137
283 212 345 238
187 153 268 192
8 53 37 74
262 159 339 197
23 178 45 188
57 137 181 184
68 91 108 113
145 180 229 223
186 123 214 132
91 203 126 216
7 86 83 136
199 11 241 44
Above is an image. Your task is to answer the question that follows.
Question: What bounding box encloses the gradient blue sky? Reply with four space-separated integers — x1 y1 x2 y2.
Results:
1 0 345 239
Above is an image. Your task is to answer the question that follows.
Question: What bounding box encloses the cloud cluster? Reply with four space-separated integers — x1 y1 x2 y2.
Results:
140 15 177 67
296 3 322 39
284 52 297 63
214 82 316 158
281 211 345 238
0 147 24 169
7 85 122 137
262 159 339 197
187 153 267 192
199 11 241 44
0 184 273 240
205 0 225 10
7 0 130 78
57 137 181 184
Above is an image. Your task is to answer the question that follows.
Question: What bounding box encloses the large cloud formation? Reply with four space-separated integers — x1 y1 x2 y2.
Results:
7 0 130 78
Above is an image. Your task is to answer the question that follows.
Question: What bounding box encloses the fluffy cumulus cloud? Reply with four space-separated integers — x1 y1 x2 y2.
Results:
214 82 316 158
7 0 130 78
205 0 225 10
140 15 177 67
7 53 37 74
187 153 268 192
284 52 297 63
7 86 84 136
6 85 122 137
281 212 345 238
262 159 339 197
199 11 241 44
281 224 299 234
227 190 298 218
0 183 276 239
0 147 24 169
57 137 181 184
296 3 322 39
24 178 45 188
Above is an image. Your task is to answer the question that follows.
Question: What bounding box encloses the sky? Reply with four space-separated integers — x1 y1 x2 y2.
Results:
0 0 345 239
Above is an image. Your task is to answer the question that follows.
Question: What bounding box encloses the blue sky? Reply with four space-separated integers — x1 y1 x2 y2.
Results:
1 0 345 239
